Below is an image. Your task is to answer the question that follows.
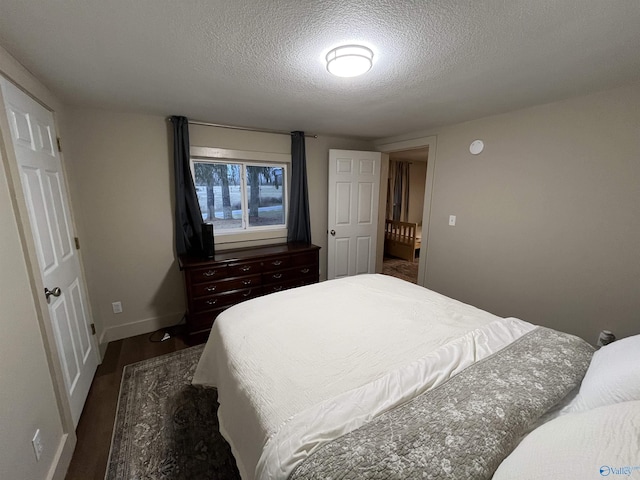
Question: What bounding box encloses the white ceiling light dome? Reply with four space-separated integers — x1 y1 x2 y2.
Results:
326 45 374 78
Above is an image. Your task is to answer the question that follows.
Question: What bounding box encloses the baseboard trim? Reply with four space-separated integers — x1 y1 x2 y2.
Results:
102 312 184 343
48 432 76 480
98 328 109 360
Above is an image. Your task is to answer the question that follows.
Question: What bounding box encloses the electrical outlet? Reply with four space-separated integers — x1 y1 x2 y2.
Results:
32 429 43 461
112 301 123 314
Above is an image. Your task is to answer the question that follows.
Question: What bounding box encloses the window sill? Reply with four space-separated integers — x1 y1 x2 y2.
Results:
213 227 288 246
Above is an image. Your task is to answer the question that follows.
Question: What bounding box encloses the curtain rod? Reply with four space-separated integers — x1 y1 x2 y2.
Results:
173 118 318 138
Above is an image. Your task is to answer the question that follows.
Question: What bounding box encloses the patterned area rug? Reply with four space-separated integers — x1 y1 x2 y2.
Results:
382 257 419 283
106 345 240 480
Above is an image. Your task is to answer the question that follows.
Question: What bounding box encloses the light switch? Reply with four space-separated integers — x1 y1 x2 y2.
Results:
449 215 456 226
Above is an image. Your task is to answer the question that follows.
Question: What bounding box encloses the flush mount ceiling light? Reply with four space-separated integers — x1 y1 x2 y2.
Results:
326 45 374 77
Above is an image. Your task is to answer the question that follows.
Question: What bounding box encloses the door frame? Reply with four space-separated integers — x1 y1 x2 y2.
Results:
375 136 437 287
0 74 95 476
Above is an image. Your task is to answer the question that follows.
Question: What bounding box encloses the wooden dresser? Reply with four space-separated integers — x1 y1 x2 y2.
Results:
179 242 320 337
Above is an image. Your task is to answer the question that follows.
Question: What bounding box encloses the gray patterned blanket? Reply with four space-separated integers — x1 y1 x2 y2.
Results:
289 327 593 480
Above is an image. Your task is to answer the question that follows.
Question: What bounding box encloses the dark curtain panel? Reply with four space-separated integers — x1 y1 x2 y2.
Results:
386 160 397 220
401 162 410 221
287 131 312 244
391 160 410 221
171 116 203 256
393 165 402 220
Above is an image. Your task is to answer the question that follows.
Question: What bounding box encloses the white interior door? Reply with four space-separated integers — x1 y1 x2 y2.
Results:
327 149 381 279
1 78 98 427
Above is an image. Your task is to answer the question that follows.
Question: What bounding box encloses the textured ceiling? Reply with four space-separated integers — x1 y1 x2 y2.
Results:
1 0 639 139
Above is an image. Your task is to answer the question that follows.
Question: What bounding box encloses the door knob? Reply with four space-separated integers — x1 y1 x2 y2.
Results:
330 230 336 236
45 287 62 301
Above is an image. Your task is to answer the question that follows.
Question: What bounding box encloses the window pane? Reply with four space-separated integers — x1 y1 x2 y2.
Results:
246 166 284 227
193 162 243 231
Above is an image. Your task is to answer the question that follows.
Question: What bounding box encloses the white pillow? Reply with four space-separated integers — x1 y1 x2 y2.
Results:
564 334 640 413
493 401 640 480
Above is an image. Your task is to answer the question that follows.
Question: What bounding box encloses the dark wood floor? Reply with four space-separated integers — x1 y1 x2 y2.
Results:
382 256 419 284
65 328 192 480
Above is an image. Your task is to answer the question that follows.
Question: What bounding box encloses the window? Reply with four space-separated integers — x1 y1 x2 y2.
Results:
191 159 287 235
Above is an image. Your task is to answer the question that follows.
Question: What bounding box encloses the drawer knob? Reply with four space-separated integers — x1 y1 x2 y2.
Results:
273 273 283 279
301 268 310 274
240 266 251 272
205 286 217 292
272 260 282 266
203 270 217 277
273 286 283 292
206 299 218 305
242 280 252 285
242 290 253 297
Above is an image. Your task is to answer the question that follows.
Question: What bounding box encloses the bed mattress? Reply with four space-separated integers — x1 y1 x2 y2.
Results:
192 274 540 479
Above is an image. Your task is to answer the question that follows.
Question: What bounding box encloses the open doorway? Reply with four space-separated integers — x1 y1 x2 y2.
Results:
381 147 429 284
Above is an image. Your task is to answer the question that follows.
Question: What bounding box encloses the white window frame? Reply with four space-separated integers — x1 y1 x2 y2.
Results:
190 146 290 245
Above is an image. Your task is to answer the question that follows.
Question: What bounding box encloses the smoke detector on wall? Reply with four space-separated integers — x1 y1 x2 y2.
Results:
469 140 484 155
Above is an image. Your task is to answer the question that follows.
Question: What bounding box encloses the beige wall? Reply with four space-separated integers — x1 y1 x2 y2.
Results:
412 82 640 343
65 112 371 340
64 110 185 342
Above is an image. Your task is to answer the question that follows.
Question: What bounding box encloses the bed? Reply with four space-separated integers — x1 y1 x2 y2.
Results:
384 219 421 262
192 274 609 480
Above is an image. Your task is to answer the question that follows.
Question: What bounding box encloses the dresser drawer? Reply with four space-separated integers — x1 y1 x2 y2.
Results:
189 265 228 284
262 279 299 294
263 275 317 294
191 274 261 298
263 255 292 270
227 260 263 277
263 265 318 284
192 287 261 312
262 267 300 284
265 265 317 278
295 265 316 276
296 275 319 287
179 243 320 339
291 251 318 267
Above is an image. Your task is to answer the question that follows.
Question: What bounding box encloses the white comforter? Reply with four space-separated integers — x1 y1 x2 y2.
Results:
192 274 534 480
